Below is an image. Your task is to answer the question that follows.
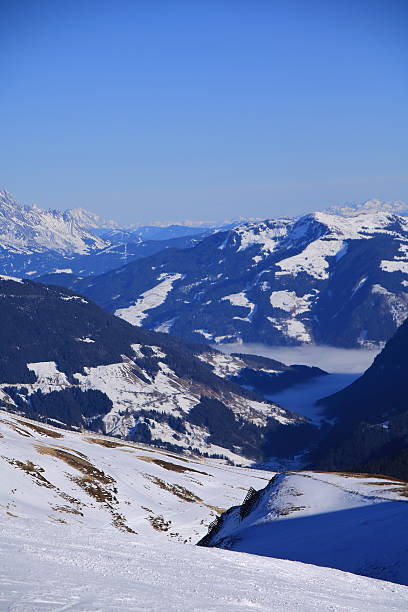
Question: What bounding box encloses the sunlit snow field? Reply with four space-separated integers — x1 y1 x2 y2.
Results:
219 344 381 421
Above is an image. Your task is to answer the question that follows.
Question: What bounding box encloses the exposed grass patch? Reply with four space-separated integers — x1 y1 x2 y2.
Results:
206 505 226 514
17 420 63 438
112 512 137 534
52 505 84 516
70 474 117 504
147 514 171 532
278 505 307 516
145 474 203 504
54 445 89 460
85 437 131 450
35 445 114 484
7 424 33 438
58 491 84 507
137 455 209 475
5 458 55 488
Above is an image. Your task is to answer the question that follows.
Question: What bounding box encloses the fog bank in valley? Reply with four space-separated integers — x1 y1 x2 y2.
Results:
218 344 381 374
218 344 382 421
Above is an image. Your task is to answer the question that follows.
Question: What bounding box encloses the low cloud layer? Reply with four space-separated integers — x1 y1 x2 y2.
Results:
219 344 381 374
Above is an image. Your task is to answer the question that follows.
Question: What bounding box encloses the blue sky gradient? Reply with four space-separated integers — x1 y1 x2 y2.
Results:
1 0 407 223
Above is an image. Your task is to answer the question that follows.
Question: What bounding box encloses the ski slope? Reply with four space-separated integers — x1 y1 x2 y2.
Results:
2 518 408 612
1 411 408 610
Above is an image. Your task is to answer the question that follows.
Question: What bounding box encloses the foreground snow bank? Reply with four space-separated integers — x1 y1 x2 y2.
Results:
201 471 408 585
1 517 407 612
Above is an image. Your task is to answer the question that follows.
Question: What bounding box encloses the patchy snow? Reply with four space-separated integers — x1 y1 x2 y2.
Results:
26 362 70 393
276 239 345 280
197 352 246 378
270 290 314 314
381 260 408 274
115 273 184 326
0 190 107 255
371 284 408 326
0 410 272 543
155 318 176 333
268 317 312 343
222 292 256 322
351 276 368 297
214 335 241 344
60 295 88 303
0 274 23 283
274 211 408 280
236 219 292 254
193 329 214 340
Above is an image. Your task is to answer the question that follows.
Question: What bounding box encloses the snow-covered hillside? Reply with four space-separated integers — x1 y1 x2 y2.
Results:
76 203 408 349
0 275 306 462
1 410 408 611
200 471 408 585
0 410 272 542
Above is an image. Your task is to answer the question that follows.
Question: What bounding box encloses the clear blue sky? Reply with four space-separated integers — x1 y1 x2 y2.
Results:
1 0 407 224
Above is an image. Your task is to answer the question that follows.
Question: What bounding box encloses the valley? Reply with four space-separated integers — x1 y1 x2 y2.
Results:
219 343 380 420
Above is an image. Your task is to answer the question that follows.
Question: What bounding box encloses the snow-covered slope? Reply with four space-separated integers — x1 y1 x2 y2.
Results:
200 471 408 585
1 411 408 611
0 410 273 542
76 204 408 349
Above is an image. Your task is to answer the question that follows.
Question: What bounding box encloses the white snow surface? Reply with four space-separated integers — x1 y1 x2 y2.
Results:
269 290 315 314
115 273 184 325
1 412 407 611
276 238 345 280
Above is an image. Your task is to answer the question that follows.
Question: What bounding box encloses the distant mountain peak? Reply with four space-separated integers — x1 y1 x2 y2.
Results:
325 199 407 217
0 190 107 255
64 207 120 229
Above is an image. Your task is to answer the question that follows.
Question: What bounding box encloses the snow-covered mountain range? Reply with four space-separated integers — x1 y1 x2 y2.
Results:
74 207 408 348
0 190 107 255
0 191 232 277
1 190 407 348
1 410 407 610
